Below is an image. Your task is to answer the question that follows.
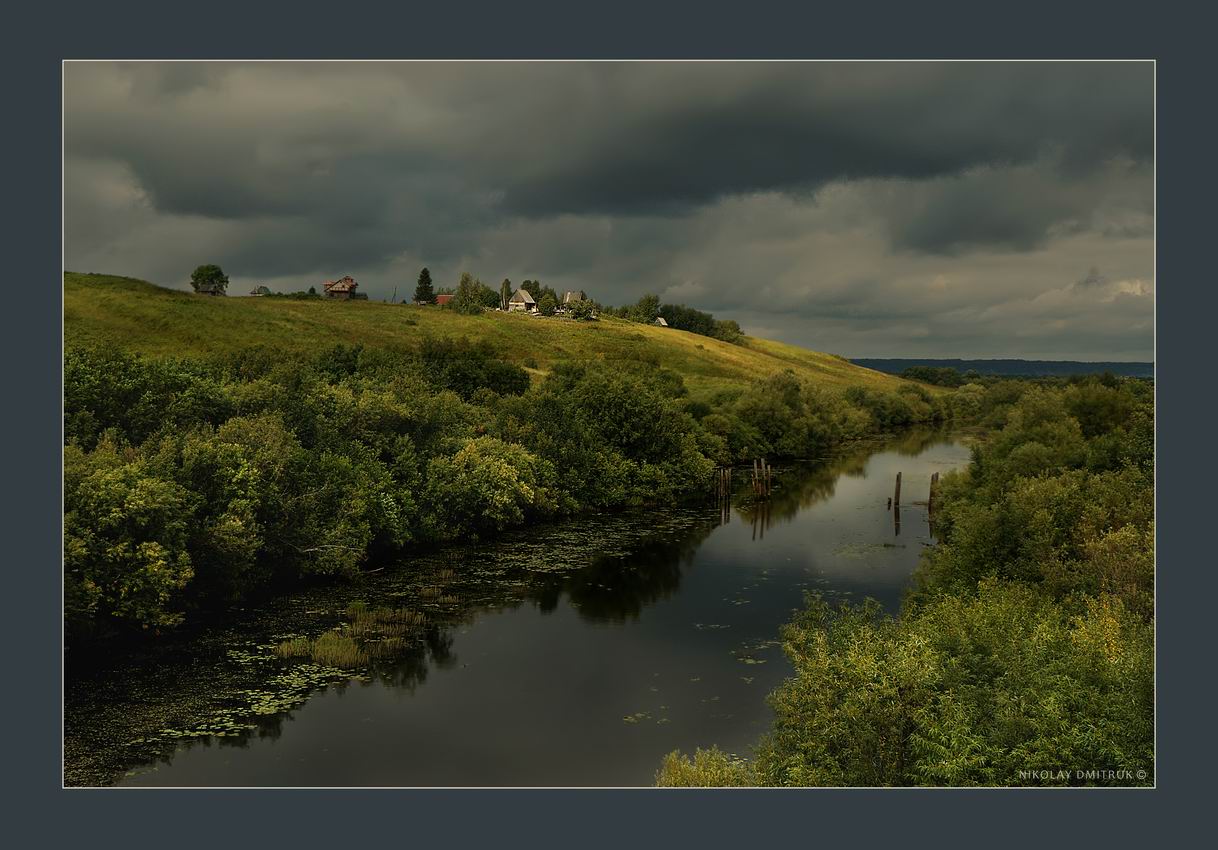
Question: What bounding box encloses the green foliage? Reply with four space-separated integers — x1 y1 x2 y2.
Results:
413 267 435 304
750 583 1152 786
418 336 531 399
65 441 194 639
448 272 487 315
424 437 557 540
660 373 1154 787
538 292 557 316
619 293 660 323
658 303 745 344
65 347 233 449
656 748 756 787
900 365 965 387
189 264 228 295
569 299 597 321
62 278 956 644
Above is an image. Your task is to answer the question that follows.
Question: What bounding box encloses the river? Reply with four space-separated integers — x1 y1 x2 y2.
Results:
64 428 971 787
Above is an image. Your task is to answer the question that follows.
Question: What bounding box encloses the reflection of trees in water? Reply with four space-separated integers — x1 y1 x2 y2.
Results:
734 452 856 528
732 428 953 531
527 522 716 623
371 625 457 690
887 427 954 457
96 428 966 783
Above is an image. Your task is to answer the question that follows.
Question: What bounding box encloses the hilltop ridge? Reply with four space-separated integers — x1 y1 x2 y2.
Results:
65 273 916 401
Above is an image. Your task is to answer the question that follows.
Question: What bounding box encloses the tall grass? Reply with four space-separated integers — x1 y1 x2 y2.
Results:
274 605 427 669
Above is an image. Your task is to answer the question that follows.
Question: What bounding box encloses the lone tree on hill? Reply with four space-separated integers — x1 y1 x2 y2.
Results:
190 264 229 295
414 267 436 303
500 278 512 311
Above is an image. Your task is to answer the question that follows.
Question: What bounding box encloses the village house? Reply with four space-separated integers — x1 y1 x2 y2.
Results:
322 276 368 300
555 290 587 315
654 316 669 327
435 293 454 305
249 285 272 297
507 288 538 313
195 280 225 296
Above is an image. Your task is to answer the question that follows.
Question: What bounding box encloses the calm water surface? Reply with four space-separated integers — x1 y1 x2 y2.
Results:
67 430 970 787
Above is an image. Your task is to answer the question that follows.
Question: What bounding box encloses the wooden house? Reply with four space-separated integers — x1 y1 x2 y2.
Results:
435 293 454 306
508 288 538 313
322 276 367 300
654 316 669 327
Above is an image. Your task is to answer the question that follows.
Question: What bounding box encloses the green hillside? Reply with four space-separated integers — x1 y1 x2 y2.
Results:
65 273 915 401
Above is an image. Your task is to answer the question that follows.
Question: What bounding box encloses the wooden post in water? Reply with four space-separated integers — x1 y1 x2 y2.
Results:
894 471 902 507
928 471 939 516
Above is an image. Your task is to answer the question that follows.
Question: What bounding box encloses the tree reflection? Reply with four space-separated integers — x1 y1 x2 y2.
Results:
527 522 716 623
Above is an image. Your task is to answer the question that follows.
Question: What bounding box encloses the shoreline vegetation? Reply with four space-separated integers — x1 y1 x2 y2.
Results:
65 272 953 647
657 374 1154 787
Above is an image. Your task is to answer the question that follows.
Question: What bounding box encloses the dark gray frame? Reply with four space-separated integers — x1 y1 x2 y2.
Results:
12 1 1212 843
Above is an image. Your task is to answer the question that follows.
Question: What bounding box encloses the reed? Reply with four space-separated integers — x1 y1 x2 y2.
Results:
274 636 313 658
309 631 368 668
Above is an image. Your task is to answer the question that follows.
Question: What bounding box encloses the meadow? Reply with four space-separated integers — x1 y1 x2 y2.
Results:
64 273 913 402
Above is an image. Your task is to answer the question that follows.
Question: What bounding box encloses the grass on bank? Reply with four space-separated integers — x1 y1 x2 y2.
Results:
65 273 917 402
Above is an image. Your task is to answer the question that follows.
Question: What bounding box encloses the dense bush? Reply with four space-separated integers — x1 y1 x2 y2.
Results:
64 339 955 643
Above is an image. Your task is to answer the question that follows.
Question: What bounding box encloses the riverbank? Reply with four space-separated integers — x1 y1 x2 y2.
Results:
67 429 968 786
658 376 1154 787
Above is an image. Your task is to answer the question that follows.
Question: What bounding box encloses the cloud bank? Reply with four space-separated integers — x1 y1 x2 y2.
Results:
65 61 1154 359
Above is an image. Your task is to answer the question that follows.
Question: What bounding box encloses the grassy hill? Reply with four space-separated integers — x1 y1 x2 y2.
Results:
65 273 915 401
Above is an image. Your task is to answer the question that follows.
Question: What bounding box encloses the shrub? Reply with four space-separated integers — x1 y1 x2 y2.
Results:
424 437 557 539
656 748 756 787
64 446 194 639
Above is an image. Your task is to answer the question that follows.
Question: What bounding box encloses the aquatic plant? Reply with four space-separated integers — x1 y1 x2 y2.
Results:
274 636 312 658
309 631 367 668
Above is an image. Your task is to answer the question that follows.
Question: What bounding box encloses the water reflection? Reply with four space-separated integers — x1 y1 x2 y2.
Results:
70 428 971 787
529 525 715 622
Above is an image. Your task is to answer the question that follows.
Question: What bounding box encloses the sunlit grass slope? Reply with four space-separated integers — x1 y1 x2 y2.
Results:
65 273 918 400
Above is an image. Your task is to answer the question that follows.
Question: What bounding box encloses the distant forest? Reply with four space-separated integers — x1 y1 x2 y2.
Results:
852 358 1154 379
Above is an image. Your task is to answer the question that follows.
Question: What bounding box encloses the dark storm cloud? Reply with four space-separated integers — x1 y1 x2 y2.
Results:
64 61 1154 359
492 63 1152 220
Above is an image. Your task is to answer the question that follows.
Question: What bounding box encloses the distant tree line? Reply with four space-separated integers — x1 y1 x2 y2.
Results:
858 358 1155 380
603 293 745 344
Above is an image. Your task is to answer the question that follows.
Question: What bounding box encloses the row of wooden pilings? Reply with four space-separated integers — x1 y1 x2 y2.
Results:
713 459 775 501
712 461 774 535
751 458 774 499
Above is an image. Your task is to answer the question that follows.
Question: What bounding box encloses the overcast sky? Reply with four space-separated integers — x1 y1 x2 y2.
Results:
64 61 1154 360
